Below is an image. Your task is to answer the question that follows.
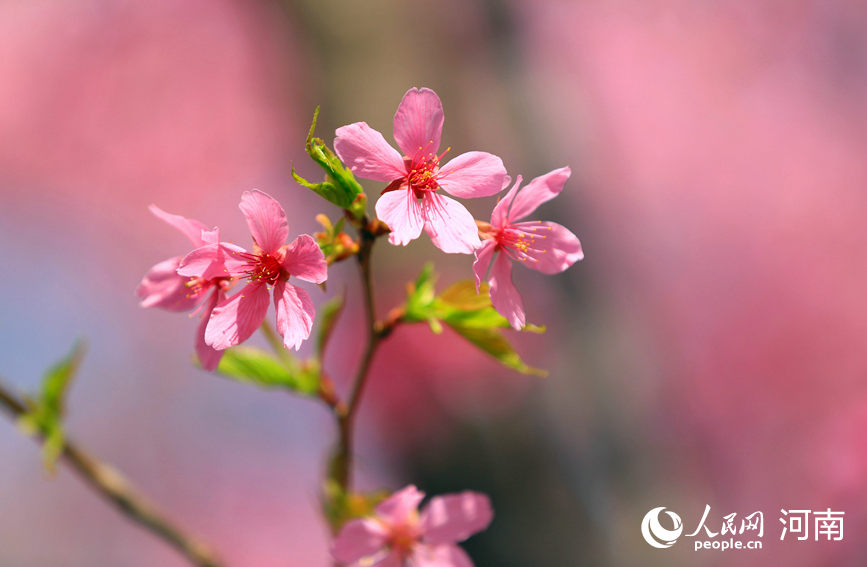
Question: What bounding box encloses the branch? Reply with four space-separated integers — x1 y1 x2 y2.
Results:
329 217 399 496
0 377 227 567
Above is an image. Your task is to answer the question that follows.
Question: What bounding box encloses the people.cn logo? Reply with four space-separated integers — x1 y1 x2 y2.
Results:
641 507 684 548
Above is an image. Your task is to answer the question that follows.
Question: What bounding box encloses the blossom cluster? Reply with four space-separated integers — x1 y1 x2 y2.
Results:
138 88 582 368
137 190 328 370
336 87 584 330
136 87 584 566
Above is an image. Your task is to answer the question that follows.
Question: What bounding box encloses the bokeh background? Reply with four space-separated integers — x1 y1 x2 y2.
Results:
2 1 866 565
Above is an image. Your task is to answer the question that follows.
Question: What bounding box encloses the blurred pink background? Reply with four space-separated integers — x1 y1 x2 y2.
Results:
1 1 866 565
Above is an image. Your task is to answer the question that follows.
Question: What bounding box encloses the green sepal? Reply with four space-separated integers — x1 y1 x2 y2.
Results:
293 107 365 219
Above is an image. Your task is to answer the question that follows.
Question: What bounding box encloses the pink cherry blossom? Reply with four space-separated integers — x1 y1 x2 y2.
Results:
474 167 584 330
334 87 508 254
332 485 492 567
179 190 327 352
136 205 233 371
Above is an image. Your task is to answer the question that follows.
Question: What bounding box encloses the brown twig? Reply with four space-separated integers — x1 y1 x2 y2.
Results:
0 377 227 567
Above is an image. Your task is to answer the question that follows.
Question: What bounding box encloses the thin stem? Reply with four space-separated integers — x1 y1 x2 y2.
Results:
331 226 378 494
0 377 227 567
328 215 405 493
259 320 291 365
346 233 378 418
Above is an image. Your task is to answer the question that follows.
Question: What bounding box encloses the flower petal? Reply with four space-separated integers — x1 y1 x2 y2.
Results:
239 190 289 253
423 194 481 254
282 234 327 284
489 251 525 330
501 166 571 223
196 289 225 371
409 544 474 567
420 492 493 545
335 122 406 182
393 87 444 158
200 227 220 245
490 175 522 228
375 485 425 527
205 283 270 350
273 281 315 351
149 204 208 247
137 257 202 312
472 240 497 292
437 152 507 199
372 551 403 567
332 519 388 564
375 189 425 246
178 243 247 280
509 221 583 275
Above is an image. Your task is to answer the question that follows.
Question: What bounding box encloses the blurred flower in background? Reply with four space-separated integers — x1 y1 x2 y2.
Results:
2 1 866 566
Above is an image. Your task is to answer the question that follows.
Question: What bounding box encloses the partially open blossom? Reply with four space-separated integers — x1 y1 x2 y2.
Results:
136 206 233 370
332 485 492 567
474 167 584 329
334 87 508 254
179 190 327 352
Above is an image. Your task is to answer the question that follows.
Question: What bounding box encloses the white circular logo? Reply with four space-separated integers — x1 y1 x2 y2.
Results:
641 507 683 548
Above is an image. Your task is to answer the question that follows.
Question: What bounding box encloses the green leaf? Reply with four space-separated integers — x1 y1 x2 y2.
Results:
42 426 65 472
40 340 86 419
316 294 345 358
448 325 547 377
438 280 492 311
293 107 365 217
404 263 438 323
17 340 87 472
401 269 547 376
215 347 320 395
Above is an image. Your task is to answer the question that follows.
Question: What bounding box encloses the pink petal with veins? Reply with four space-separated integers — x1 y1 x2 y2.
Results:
148 204 208 247
375 189 425 246
238 190 289 253
137 257 202 312
205 282 270 350
472 240 497 292
488 250 525 330
423 193 481 254
335 122 406 182
510 221 583 275
438 151 507 199
196 289 225 371
273 281 315 351
392 87 444 158
282 234 327 284
501 167 571 223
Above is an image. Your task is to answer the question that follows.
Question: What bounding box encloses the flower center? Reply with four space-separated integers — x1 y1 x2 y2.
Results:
404 146 451 199
244 252 284 285
387 522 421 557
185 276 234 300
498 225 549 263
184 277 209 299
